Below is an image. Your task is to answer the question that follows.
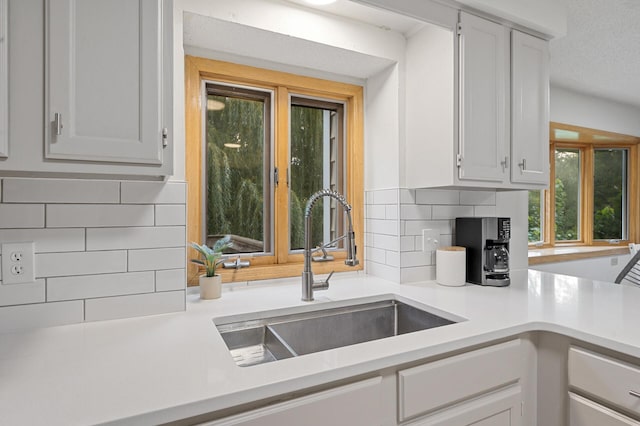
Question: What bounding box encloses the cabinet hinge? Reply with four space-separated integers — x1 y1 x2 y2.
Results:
456 154 462 167
457 23 462 36
274 167 279 187
162 128 168 148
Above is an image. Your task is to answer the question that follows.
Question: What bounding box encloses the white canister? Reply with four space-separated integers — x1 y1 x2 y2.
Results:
436 246 466 287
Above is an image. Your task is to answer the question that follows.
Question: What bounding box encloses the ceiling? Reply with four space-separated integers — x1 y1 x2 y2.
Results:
549 0 640 108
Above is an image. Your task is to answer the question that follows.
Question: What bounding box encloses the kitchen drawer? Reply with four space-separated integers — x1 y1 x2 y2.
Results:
570 392 640 426
569 347 640 417
204 377 384 426
398 339 522 421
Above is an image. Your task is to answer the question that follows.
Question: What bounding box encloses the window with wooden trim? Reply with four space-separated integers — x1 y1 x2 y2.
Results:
185 56 364 284
528 122 639 247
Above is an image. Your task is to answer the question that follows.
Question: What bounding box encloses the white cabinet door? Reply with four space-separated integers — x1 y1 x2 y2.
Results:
205 377 385 426
408 386 523 426
0 0 7 158
570 393 640 426
45 0 164 164
458 12 509 184
510 30 549 185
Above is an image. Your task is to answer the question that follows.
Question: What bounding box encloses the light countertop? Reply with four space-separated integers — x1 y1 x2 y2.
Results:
2 270 640 425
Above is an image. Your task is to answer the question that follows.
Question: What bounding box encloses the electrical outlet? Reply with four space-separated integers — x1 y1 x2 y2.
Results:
422 229 440 252
1 242 35 284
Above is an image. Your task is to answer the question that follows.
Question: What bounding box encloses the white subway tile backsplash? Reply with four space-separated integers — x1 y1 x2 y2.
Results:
415 189 459 205
400 205 432 220
84 290 185 322
404 220 452 236
47 204 154 228
3 178 119 203
0 204 44 228
128 247 186 271
401 251 434 268
0 280 46 307
155 205 186 226
0 301 84 333
401 266 436 283
474 205 497 217
367 219 398 236
0 177 187 328
366 261 400 283
0 229 85 253
372 189 398 205
460 190 496 206
372 234 399 251
121 181 186 204
400 236 415 252
385 205 398 220
155 269 186 292
47 271 155 302
367 187 503 285
86 226 185 250
36 251 127 278
366 247 386 264
386 251 399 267
399 189 415 204
365 191 374 205
366 205 386 220
432 205 474 220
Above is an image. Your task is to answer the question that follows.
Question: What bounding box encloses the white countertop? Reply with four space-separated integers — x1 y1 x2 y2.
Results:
2 269 640 425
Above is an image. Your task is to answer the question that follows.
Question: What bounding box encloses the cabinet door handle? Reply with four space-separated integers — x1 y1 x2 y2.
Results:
501 156 509 171
518 158 527 171
630 390 640 398
54 113 63 136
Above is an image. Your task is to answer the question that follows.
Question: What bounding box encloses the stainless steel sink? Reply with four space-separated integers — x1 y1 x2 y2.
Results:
214 297 461 367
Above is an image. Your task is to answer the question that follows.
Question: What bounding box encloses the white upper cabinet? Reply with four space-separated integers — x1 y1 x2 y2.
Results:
458 11 509 184
45 0 167 166
511 29 550 185
0 0 7 158
404 10 549 190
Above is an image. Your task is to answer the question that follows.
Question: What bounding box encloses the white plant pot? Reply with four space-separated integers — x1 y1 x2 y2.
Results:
199 274 222 300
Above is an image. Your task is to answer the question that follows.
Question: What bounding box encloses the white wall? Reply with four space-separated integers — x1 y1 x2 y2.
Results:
550 85 640 137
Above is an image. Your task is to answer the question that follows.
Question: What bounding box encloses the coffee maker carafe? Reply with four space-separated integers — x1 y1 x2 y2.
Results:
454 217 511 287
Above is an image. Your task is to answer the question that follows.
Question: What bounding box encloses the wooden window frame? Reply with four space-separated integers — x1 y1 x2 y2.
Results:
530 122 639 249
185 56 364 284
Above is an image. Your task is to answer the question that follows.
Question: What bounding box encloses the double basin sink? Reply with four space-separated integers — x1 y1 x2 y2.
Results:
214 296 462 367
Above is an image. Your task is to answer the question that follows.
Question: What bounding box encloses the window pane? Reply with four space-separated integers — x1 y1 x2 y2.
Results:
555 148 580 241
290 99 344 251
593 148 627 240
205 85 271 254
528 190 543 243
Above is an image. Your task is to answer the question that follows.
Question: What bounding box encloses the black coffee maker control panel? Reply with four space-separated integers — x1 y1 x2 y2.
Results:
497 218 511 240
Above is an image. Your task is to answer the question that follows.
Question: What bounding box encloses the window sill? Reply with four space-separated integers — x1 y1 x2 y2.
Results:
528 246 630 266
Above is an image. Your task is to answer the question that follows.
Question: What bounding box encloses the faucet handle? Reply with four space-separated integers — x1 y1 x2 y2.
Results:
313 271 334 291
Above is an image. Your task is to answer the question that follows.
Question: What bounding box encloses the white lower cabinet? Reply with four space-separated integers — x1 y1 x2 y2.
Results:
407 385 522 426
568 346 640 425
203 339 529 426
398 339 523 422
570 393 640 426
204 377 385 426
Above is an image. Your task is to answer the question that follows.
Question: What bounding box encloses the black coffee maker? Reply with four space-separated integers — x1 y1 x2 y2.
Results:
454 217 511 287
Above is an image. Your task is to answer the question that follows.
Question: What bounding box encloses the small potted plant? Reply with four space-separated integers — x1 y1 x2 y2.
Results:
190 236 232 299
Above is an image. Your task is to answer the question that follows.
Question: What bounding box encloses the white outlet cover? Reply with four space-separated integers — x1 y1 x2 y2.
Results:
422 229 440 252
1 242 36 284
